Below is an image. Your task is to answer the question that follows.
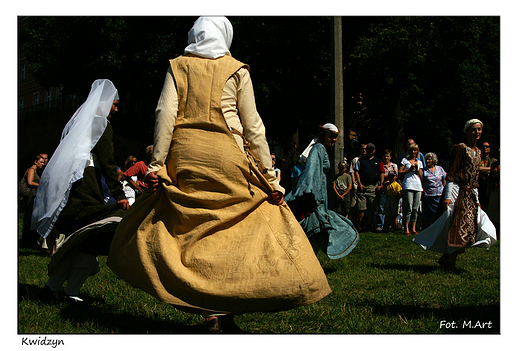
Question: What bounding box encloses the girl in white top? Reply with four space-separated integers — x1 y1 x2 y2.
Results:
399 143 423 235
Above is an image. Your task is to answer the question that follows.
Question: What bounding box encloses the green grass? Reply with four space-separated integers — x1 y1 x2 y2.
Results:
18 213 500 334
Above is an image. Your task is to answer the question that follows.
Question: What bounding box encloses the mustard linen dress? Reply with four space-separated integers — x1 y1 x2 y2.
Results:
108 55 331 314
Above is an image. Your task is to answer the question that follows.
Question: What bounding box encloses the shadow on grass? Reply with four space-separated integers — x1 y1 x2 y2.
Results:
19 283 202 334
19 282 45 303
368 263 450 274
18 246 50 258
323 267 338 275
59 303 202 334
368 302 500 334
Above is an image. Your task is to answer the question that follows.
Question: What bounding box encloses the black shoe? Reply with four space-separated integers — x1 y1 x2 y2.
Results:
438 255 461 274
39 285 61 304
219 315 245 334
437 255 449 269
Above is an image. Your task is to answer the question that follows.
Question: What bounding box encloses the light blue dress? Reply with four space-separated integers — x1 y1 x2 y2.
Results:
285 142 359 259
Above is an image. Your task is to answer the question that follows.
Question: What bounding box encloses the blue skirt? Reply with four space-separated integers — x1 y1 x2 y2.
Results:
299 203 359 260
422 195 441 222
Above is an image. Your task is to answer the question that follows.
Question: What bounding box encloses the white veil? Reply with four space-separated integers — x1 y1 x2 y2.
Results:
299 138 319 165
184 16 233 59
31 79 119 238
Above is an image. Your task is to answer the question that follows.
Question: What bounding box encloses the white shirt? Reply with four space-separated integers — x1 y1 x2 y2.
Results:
401 158 423 191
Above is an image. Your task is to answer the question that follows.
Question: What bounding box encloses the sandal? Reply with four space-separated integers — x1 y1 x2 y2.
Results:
205 315 244 334
205 317 223 333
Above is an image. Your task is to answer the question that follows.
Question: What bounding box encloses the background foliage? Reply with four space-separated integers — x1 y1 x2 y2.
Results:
346 16 499 159
19 16 499 164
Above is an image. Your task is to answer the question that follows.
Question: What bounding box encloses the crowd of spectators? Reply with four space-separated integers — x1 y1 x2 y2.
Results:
21 134 500 250
266 136 500 236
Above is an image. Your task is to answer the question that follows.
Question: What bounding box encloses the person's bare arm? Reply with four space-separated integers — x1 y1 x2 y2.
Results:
26 168 39 187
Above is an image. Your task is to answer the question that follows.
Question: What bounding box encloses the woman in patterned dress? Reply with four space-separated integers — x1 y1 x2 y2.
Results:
413 119 496 272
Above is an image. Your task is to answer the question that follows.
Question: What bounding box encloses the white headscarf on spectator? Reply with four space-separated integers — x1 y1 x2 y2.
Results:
32 79 119 238
184 16 233 59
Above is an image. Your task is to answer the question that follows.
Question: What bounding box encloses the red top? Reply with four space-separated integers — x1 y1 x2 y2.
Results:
123 160 149 188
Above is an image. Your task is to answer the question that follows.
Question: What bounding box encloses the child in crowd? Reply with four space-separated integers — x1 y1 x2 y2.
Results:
333 161 353 218
382 171 402 232
271 153 282 183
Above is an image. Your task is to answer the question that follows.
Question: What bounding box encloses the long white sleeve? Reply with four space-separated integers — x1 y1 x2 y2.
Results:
147 67 178 176
224 68 284 194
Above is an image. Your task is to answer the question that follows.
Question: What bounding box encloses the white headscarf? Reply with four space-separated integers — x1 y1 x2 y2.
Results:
31 79 119 238
184 16 233 59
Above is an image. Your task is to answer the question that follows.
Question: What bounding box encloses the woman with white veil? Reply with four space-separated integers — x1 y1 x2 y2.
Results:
33 79 129 303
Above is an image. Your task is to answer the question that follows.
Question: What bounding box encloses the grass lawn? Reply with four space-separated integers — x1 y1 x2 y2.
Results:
16 211 504 347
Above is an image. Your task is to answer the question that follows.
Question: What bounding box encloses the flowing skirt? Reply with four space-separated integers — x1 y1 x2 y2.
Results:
108 127 331 314
413 184 496 254
298 203 359 259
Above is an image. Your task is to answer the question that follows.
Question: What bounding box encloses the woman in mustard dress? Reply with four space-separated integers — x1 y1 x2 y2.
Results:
108 17 330 333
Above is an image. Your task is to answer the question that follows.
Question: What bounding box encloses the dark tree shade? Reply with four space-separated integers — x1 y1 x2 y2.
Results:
19 16 499 167
347 16 499 161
